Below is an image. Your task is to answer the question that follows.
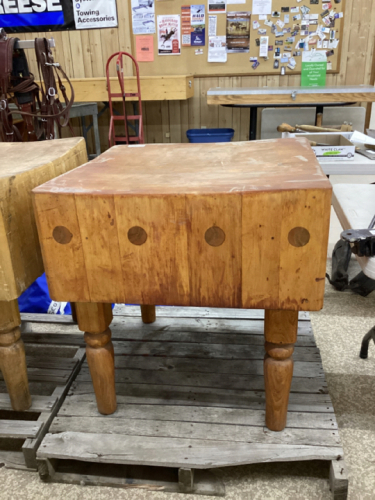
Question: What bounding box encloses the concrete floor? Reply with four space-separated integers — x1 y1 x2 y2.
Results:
1 177 374 499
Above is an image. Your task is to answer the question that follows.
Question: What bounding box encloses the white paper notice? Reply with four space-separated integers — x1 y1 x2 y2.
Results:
208 15 217 36
131 0 155 35
252 0 272 16
259 35 268 57
208 0 226 14
74 0 118 29
208 36 227 62
227 0 245 4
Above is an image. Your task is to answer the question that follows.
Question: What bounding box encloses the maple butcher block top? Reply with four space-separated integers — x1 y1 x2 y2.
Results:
33 138 332 311
33 138 330 196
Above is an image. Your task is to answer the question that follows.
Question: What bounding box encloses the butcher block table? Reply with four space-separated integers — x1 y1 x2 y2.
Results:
0 138 88 411
33 138 332 431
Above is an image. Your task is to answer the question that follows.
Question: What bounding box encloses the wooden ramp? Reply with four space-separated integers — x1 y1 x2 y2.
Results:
31 307 347 497
0 318 85 470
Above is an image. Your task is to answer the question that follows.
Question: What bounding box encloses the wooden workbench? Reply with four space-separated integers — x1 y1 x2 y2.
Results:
33 138 331 433
207 85 375 140
0 138 87 412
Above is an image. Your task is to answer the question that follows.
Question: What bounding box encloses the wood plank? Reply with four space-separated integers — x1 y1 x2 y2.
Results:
50 416 340 448
112 341 321 362
0 394 57 413
32 191 91 303
21 321 316 345
112 356 323 378
75 196 125 303
25 357 77 370
38 432 342 468
111 305 310 320
65 76 194 102
39 463 224 496
207 91 375 106
0 420 42 439
57 401 338 429
114 195 190 305
0 368 70 385
78 367 327 393
186 194 242 308
0 451 30 470
69 383 334 413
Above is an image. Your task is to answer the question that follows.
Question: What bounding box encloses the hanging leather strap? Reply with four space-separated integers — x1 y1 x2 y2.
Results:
0 32 19 142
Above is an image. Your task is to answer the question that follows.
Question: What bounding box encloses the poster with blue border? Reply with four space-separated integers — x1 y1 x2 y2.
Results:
0 0 118 33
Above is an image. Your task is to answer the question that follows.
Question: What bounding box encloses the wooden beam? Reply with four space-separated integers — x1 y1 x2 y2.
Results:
59 75 194 102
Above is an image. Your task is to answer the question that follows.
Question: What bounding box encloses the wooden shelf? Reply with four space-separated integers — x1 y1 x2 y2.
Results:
63 75 194 102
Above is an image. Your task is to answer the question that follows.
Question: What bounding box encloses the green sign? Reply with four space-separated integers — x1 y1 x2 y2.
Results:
301 61 327 87
301 51 327 87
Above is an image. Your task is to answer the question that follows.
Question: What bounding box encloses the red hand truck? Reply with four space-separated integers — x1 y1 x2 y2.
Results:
106 52 144 147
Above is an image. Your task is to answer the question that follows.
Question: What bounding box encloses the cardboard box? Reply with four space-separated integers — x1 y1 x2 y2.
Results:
282 132 355 161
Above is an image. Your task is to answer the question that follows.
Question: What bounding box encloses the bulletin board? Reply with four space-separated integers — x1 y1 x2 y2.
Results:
129 0 345 77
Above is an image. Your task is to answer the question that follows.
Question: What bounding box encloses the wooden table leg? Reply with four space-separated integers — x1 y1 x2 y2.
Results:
70 302 77 323
264 309 298 431
0 300 31 411
75 302 117 415
140 305 156 324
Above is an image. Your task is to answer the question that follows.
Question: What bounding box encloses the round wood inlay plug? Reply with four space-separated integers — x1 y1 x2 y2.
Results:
288 227 310 247
52 226 73 245
205 226 226 247
128 226 147 246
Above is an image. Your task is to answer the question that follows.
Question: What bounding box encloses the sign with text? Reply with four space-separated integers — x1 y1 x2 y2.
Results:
301 51 327 87
0 0 118 33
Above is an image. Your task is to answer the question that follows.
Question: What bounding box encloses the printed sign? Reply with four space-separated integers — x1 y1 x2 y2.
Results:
226 11 250 53
182 4 205 47
158 15 181 55
73 0 117 30
301 50 327 87
131 0 155 35
0 0 118 32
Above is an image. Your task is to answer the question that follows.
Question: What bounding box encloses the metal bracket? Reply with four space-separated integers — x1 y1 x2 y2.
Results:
341 228 375 257
291 91 297 101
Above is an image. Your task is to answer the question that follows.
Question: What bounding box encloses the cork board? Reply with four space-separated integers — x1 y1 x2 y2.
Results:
131 0 345 77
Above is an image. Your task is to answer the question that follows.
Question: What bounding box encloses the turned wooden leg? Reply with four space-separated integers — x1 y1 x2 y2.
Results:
70 302 77 323
264 309 298 431
0 300 31 411
140 305 156 324
75 302 116 415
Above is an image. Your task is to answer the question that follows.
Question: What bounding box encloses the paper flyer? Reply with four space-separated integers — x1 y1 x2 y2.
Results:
208 35 227 62
182 5 205 47
226 11 250 53
252 0 272 15
136 35 154 61
158 15 181 55
131 0 156 35
209 15 217 36
208 0 226 14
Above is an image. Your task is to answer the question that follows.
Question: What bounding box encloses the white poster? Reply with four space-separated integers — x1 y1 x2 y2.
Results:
208 35 227 62
208 0 226 14
158 15 181 55
252 0 272 16
73 0 118 29
208 15 217 36
131 0 156 35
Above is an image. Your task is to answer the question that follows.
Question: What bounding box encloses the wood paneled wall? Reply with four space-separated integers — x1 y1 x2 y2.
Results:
14 0 375 150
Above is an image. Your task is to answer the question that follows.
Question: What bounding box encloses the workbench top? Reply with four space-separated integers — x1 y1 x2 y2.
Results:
33 138 329 196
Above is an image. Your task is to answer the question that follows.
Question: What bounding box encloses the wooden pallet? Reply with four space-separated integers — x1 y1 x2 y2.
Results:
29 307 347 498
0 317 85 471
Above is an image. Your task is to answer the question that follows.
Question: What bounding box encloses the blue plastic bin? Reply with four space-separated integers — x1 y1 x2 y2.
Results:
186 128 234 143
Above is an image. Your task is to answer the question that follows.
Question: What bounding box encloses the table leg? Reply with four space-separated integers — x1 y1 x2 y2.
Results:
264 309 298 431
249 107 258 141
140 305 156 324
0 300 31 411
70 302 77 323
75 302 117 415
